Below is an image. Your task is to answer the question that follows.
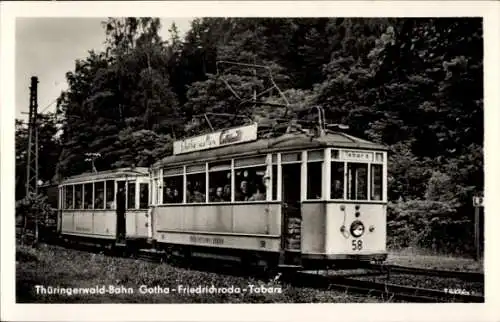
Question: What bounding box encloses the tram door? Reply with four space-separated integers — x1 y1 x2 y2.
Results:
281 163 302 266
116 181 127 242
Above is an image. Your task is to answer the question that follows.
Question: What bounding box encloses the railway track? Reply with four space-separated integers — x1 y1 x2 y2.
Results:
295 272 484 303
372 264 484 282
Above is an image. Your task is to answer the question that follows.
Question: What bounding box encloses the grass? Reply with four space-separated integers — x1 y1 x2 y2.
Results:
387 247 483 272
16 244 381 303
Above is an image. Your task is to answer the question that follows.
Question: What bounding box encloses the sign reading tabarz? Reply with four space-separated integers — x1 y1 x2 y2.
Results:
173 123 258 155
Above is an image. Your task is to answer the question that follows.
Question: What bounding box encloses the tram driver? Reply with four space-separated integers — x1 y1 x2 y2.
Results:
332 179 343 199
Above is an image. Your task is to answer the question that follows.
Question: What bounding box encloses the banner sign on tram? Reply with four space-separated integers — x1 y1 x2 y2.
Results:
173 123 258 155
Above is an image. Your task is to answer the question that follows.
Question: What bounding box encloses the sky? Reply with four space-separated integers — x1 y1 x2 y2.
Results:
15 17 192 122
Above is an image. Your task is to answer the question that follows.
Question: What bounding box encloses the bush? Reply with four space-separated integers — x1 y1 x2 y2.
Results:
16 193 56 244
387 199 473 255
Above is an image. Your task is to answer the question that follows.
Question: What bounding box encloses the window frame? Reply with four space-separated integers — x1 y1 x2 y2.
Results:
327 149 387 202
139 182 149 209
304 150 324 201
208 161 232 203
127 180 137 210
162 167 185 205
94 181 105 210
233 156 269 203
346 162 369 201
104 179 116 210
185 164 206 204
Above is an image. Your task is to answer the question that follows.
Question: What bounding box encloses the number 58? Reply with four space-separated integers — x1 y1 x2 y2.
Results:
352 240 363 251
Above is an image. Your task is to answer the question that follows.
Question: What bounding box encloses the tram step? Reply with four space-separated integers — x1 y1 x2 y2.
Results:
278 264 302 269
284 249 301 253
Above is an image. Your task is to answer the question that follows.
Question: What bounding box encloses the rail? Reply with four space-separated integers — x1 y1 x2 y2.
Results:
294 272 484 303
369 264 484 282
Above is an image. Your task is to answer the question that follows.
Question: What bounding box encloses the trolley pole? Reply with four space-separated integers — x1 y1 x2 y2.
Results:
472 194 484 261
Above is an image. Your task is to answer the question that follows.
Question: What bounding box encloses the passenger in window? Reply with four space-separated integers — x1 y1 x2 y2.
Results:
209 187 215 202
223 184 231 201
235 180 250 201
212 187 225 202
107 200 115 209
249 184 266 201
173 188 181 203
164 187 174 203
95 196 103 209
191 183 205 203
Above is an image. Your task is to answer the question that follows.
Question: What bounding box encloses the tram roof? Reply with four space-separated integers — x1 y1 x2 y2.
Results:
60 167 149 185
154 131 387 168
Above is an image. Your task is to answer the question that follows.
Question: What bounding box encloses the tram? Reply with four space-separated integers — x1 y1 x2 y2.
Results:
57 167 151 248
149 121 389 269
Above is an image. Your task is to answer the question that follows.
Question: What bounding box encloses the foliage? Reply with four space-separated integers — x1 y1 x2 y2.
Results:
387 199 473 255
16 193 55 228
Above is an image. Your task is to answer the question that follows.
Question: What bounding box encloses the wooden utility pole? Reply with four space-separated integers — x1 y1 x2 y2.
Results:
25 76 39 196
23 76 39 245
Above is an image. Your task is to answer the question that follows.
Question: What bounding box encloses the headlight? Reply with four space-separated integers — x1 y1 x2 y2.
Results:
350 220 365 238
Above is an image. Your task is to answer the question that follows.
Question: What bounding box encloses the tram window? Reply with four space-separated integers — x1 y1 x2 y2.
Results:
105 180 115 209
371 164 383 200
65 185 74 209
139 183 149 208
95 181 104 209
347 163 368 200
272 165 278 201
186 173 206 203
331 162 345 199
127 182 136 209
308 150 323 161
84 183 93 209
163 175 183 203
234 156 266 168
209 170 231 202
74 184 82 209
235 166 267 201
281 152 301 163
307 162 322 199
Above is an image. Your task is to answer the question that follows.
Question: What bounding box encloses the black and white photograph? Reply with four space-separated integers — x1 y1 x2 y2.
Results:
1 1 500 321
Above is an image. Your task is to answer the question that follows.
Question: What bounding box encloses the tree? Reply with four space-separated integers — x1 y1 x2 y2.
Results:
57 18 182 177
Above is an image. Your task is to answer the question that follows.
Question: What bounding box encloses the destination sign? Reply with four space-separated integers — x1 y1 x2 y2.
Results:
340 150 374 162
173 123 258 155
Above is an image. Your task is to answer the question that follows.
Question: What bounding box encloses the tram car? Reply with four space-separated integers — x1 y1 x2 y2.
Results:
57 167 151 249
149 121 389 270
